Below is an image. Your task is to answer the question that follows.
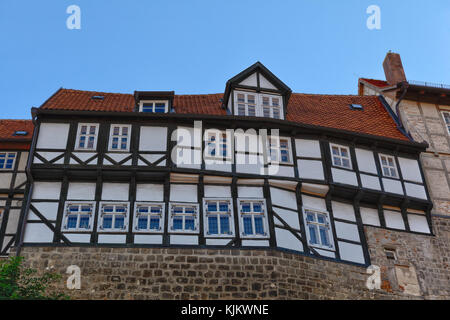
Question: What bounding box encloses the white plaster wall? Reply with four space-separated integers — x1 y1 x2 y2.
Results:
273 207 300 230
332 168 358 186
170 184 198 202
355 149 377 174
315 249 336 258
398 158 422 183
206 239 230 246
32 182 61 200
101 183 129 201
36 123 70 149
235 153 264 175
5 209 20 234
335 221 360 242
98 234 127 244
302 195 327 212
238 73 258 87
408 214 430 233
338 241 365 264
259 74 277 90
29 202 59 220
384 210 405 230
14 173 27 188
67 183 96 200
382 178 404 195
331 201 356 222
204 185 231 198
297 160 324 180
139 127 168 151
295 139 321 158
275 228 303 252
205 163 232 172
136 184 164 201
360 207 380 226
241 240 270 247
0 173 12 188
18 152 28 170
174 147 201 169
270 187 297 210
134 235 163 244
405 183 427 199
170 235 198 245
64 234 91 243
70 152 98 165
23 223 54 243
238 186 263 198
267 165 295 177
138 154 166 166
361 174 381 190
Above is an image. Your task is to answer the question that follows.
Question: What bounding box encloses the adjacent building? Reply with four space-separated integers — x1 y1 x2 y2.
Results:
0 120 33 256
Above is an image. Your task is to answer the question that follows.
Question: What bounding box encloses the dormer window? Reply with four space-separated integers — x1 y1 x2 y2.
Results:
139 100 169 113
234 91 283 119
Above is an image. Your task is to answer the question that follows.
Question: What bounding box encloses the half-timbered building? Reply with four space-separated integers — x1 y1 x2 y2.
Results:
0 120 33 256
14 62 434 269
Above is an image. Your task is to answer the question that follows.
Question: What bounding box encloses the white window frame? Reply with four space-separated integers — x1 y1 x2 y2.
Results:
75 123 99 151
441 110 450 135
203 198 234 238
237 198 269 239
0 152 17 171
97 202 130 232
379 154 399 179
62 201 95 232
330 144 352 169
139 100 169 113
204 129 233 161
233 90 284 119
134 202 165 233
108 124 132 152
260 93 282 119
302 207 335 251
267 136 293 165
168 203 200 234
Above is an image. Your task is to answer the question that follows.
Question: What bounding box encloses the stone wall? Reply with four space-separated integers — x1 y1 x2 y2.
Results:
12 216 449 300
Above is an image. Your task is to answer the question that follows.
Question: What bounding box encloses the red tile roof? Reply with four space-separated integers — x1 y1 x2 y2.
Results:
360 78 391 88
39 88 410 142
0 120 34 150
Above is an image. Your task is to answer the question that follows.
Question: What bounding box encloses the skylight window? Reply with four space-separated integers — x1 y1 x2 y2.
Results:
350 104 364 111
91 95 105 100
13 131 28 136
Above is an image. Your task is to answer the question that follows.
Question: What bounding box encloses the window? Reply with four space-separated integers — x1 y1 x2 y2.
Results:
169 203 199 233
98 203 129 232
238 199 269 238
330 144 352 169
234 91 283 119
268 137 292 164
0 152 17 170
140 100 169 113
261 95 281 119
203 199 234 237
75 124 99 150
205 130 232 160
384 248 397 261
442 111 450 134
379 154 398 178
108 125 131 152
62 202 95 231
134 203 164 232
303 208 334 250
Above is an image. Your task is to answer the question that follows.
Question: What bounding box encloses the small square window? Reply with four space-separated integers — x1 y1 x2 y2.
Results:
169 203 199 234
140 100 169 113
268 137 292 164
108 125 131 152
379 154 399 178
0 152 17 170
203 199 234 237
238 199 269 239
303 208 334 250
75 124 99 151
62 202 95 232
330 144 352 169
98 202 129 232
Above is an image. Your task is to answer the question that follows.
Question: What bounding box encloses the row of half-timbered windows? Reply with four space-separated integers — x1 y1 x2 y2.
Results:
234 91 282 119
61 199 270 239
0 152 16 170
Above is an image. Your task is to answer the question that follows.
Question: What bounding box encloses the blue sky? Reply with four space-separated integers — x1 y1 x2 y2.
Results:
1 0 449 119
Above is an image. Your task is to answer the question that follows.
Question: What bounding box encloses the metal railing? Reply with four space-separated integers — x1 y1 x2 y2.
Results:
408 80 450 90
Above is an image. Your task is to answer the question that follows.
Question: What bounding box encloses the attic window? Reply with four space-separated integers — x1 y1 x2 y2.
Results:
13 131 28 136
91 95 105 100
350 104 363 111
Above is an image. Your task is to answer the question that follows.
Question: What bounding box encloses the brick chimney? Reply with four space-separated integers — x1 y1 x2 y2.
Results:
383 52 407 85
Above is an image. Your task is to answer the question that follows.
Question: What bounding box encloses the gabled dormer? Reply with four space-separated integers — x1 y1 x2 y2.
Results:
223 62 292 119
134 91 175 113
